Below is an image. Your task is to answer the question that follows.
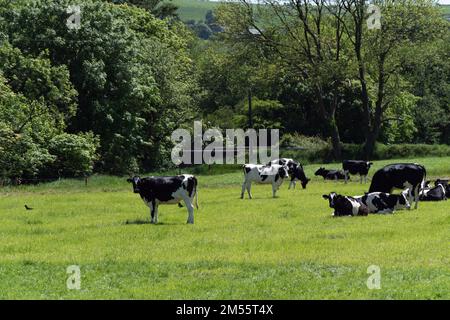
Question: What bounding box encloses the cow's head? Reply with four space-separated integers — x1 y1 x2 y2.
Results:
395 193 411 210
367 162 374 169
278 166 290 179
127 176 141 193
315 167 326 177
322 192 338 208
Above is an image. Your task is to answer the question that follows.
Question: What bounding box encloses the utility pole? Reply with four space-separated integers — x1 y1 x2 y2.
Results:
248 87 253 128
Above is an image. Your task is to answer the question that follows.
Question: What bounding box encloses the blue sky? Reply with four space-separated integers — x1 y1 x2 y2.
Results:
440 0 450 4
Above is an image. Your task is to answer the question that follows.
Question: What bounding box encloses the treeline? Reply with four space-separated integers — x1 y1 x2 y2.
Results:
0 0 449 182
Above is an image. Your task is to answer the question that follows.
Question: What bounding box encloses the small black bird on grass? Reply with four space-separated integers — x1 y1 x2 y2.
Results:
24 205 33 210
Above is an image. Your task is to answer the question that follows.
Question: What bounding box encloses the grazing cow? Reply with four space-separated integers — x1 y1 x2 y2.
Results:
315 167 346 181
419 184 447 202
241 164 289 199
269 158 310 189
369 163 426 209
354 192 410 214
127 175 198 224
342 160 373 184
322 193 369 217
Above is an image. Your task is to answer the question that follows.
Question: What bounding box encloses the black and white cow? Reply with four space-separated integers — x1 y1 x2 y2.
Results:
315 167 346 181
241 164 289 199
268 158 310 189
354 192 410 214
369 163 426 209
322 192 369 217
127 175 198 224
342 160 373 184
435 179 450 197
419 184 447 202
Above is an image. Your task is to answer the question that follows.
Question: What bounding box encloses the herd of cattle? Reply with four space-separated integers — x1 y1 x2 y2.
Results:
127 159 449 223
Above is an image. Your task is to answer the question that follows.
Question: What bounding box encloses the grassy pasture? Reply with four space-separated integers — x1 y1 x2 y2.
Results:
0 157 449 299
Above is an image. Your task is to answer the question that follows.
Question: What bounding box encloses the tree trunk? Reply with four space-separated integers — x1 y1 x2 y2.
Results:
330 118 342 160
317 92 342 160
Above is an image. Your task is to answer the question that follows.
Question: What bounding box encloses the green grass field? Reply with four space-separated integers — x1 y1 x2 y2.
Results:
1 157 449 299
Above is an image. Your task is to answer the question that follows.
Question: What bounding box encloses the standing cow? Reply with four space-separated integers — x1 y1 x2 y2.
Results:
127 175 198 224
369 163 426 209
342 160 373 184
268 158 310 189
241 164 289 199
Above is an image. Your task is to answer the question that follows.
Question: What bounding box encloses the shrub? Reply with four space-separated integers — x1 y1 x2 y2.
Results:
47 132 100 178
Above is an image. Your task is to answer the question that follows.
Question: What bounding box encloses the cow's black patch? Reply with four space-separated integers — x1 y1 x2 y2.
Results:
261 175 268 182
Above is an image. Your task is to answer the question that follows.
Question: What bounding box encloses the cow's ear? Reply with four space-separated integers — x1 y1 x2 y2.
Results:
126 178 132 183
322 195 330 200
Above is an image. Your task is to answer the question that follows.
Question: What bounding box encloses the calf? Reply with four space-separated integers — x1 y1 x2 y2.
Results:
241 164 289 199
419 184 447 202
315 167 346 181
127 175 198 224
342 160 373 184
268 158 310 189
354 192 410 214
369 163 426 209
322 193 369 217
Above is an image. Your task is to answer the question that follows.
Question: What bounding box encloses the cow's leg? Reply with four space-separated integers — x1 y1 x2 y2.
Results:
246 182 253 199
241 181 246 199
360 175 363 184
288 178 296 190
344 171 349 184
182 196 194 224
150 200 156 224
272 182 277 198
153 204 159 224
414 185 420 209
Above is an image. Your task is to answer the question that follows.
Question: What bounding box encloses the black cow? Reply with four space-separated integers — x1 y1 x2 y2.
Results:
369 163 426 209
420 184 447 202
315 167 346 181
322 192 369 217
127 175 198 224
342 160 373 184
268 158 310 189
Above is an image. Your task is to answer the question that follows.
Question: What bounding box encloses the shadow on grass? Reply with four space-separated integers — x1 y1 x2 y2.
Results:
123 219 183 226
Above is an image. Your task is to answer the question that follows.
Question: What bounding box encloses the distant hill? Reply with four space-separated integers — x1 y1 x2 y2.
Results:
171 1 450 23
171 0 220 22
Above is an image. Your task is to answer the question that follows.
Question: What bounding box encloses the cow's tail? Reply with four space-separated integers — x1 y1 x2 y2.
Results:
194 177 199 209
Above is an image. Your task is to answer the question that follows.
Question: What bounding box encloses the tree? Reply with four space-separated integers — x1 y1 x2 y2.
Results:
217 0 356 159
338 0 445 158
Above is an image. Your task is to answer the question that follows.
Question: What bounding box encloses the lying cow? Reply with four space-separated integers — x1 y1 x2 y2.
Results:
315 167 346 181
354 192 410 214
268 158 310 189
241 164 289 199
435 179 450 197
127 175 198 224
369 163 426 209
322 192 369 217
342 160 373 184
419 184 447 202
